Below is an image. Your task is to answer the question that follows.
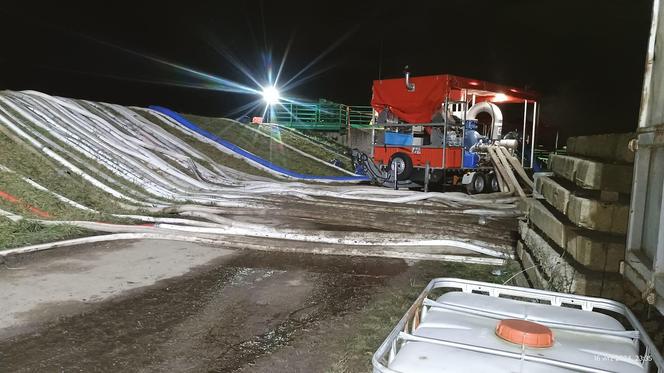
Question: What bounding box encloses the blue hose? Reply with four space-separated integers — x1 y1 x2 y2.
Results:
149 106 370 182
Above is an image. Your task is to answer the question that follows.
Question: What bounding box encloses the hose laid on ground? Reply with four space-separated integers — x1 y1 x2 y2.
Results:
2 163 517 253
27 219 511 259
149 106 370 183
0 89 521 263
220 117 357 176
0 233 505 266
0 107 146 204
259 122 353 161
3 90 520 208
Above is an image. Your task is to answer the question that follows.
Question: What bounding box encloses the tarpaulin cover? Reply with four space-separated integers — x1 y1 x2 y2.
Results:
371 74 540 124
371 75 447 124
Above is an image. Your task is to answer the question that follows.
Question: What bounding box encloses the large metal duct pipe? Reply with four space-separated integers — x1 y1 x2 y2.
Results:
467 102 504 140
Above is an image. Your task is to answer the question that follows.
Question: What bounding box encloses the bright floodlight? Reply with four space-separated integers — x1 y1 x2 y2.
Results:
262 86 280 105
494 93 508 102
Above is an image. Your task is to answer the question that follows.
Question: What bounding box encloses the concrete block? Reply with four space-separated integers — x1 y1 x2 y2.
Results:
596 134 619 160
567 195 629 234
549 154 577 182
600 191 620 202
565 230 625 273
518 222 624 299
534 178 628 234
549 154 633 193
527 200 625 272
534 176 570 214
528 199 568 248
566 136 577 154
516 240 547 289
565 132 635 163
575 159 633 193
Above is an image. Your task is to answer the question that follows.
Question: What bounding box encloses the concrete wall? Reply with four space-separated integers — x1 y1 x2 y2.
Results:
320 128 373 155
519 132 635 300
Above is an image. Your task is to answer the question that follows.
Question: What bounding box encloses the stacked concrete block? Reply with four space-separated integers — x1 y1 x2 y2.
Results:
549 154 633 193
567 195 629 234
566 132 635 163
517 221 623 298
518 132 636 300
526 200 625 273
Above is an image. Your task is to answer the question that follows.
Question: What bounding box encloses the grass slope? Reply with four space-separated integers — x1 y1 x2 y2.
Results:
183 114 350 177
137 110 274 179
0 219 95 250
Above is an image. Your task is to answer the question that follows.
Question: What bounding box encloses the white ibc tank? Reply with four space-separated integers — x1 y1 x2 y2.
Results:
373 278 662 373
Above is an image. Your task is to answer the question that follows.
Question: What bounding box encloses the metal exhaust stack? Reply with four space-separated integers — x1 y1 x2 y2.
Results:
404 66 415 92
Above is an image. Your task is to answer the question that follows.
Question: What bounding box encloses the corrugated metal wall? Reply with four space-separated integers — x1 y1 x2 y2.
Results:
626 0 664 313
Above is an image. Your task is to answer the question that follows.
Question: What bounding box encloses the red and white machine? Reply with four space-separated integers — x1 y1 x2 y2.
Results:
366 72 540 193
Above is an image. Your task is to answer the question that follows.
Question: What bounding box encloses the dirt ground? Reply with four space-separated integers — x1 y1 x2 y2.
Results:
0 239 516 372
1 239 661 372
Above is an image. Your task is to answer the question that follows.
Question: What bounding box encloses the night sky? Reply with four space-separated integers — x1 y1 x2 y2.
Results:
0 1 654 143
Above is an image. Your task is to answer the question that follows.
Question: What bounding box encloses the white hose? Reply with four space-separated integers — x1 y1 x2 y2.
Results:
0 107 145 204
0 233 505 266
225 118 357 176
0 89 521 264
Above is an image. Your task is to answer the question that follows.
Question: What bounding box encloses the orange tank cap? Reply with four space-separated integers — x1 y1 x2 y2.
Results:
495 319 554 348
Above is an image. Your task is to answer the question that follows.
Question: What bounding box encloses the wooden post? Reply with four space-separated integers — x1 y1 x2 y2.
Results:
488 147 512 193
495 146 526 197
499 147 534 189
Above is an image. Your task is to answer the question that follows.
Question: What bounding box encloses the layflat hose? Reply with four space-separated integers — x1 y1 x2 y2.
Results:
12 93 236 200
26 94 215 194
149 106 371 183
0 232 506 266
23 217 510 259
154 223 511 258
0 108 144 204
225 118 358 176
1 90 523 213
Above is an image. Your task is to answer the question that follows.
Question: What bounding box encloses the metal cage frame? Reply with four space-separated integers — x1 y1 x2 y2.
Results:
372 278 663 373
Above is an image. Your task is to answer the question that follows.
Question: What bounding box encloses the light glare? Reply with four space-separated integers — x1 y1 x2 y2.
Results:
262 86 280 105
494 93 509 102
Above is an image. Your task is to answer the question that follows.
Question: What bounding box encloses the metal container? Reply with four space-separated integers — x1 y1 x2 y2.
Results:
626 0 664 315
373 278 663 373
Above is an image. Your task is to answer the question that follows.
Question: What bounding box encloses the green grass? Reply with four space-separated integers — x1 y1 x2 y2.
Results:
0 219 95 250
253 124 354 172
0 130 132 214
0 98 169 203
286 128 352 157
0 172 135 224
137 110 274 179
183 114 349 177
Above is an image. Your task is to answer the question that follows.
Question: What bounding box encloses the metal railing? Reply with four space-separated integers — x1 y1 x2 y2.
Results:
273 100 373 132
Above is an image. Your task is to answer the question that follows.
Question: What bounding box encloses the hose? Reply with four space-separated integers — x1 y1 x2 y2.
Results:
0 89 522 264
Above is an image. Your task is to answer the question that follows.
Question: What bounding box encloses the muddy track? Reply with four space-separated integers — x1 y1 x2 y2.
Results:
0 252 407 372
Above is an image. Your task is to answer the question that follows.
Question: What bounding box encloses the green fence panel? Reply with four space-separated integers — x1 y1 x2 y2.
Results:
273 100 373 132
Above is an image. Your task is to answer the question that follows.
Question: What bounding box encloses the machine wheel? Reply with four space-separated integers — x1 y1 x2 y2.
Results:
389 153 413 181
466 172 486 194
485 173 500 193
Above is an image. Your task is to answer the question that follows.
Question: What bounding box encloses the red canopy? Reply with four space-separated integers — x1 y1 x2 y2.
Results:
371 74 539 124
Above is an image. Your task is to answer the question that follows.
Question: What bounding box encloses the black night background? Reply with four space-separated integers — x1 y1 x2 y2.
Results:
0 0 653 146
